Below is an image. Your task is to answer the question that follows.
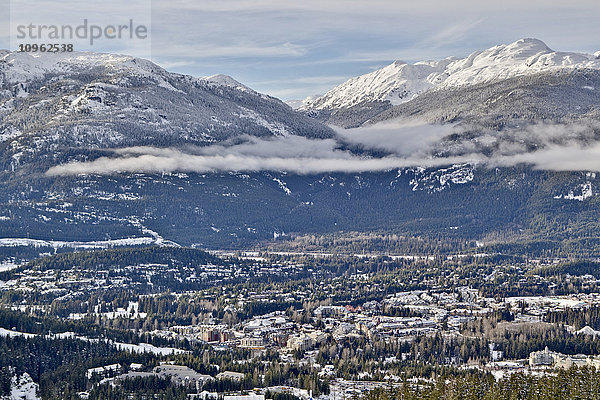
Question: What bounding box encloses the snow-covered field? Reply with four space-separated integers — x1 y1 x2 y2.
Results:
112 342 187 355
0 328 187 356
0 262 21 272
504 296 587 309
0 237 157 249
8 373 39 400
0 328 37 338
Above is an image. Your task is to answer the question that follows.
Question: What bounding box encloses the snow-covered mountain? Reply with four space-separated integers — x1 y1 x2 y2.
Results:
1 45 600 251
201 73 258 95
302 59 454 110
302 39 600 112
0 51 257 96
1 51 168 86
436 38 600 86
0 51 334 172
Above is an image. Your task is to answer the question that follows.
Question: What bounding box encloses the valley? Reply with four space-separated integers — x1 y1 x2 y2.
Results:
2 37 600 399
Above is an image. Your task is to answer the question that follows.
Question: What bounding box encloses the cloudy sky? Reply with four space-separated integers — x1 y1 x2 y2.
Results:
2 0 600 100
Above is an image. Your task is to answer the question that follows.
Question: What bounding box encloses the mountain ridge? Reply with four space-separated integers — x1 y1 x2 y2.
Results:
1 45 600 253
301 38 600 113
0 50 335 174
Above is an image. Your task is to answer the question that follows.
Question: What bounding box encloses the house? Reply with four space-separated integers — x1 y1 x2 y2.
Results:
216 371 245 381
153 364 213 388
224 394 265 400
129 363 143 371
240 336 264 348
529 347 555 367
287 334 313 352
86 364 122 380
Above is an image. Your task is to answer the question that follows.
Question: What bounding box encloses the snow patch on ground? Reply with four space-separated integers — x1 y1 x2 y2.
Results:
112 342 187 355
0 237 157 249
576 326 600 336
0 328 187 356
273 178 292 195
554 182 593 201
0 328 37 338
9 373 39 400
409 164 474 192
0 126 22 143
0 262 21 272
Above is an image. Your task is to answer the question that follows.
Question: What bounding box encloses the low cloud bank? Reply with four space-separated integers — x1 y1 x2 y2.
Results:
334 120 455 157
47 152 482 176
494 143 600 171
45 119 600 176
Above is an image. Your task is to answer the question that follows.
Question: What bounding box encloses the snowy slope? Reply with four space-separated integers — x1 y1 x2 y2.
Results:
435 38 600 87
303 39 600 111
303 59 454 109
0 50 334 173
0 51 181 93
1 51 249 94
9 373 39 400
201 73 253 92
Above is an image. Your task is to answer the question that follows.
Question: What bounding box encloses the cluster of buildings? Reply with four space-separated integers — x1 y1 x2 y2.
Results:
13 254 600 398
0 257 312 306
287 331 327 352
140 287 600 365
86 362 249 394
529 346 600 369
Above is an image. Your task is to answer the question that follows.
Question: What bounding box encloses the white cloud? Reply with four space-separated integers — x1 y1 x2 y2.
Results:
154 41 307 59
334 120 455 157
44 119 600 176
493 144 600 171
419 19 486 49
46 151 479 176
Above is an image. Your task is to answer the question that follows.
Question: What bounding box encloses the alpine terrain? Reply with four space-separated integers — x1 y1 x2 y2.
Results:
4 25 600 400
1 39 600 256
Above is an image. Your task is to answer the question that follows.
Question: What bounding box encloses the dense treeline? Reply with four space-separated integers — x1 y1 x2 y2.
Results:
7 161 600 253
462 311 600 359
0 335 157 398
532 260 600 278
21 246 223 273
482 238 600 259
546 306 600 331
172 349 330 396
363 366 600 400
83 376 188 400
263 232 477 256
0 308 186 348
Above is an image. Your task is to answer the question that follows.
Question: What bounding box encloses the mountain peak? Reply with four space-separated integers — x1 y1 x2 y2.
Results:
508 38 552 52
202 74 251 91
303 39 600 112
0 50 167 85
484 38 553 61
0 50 335 167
